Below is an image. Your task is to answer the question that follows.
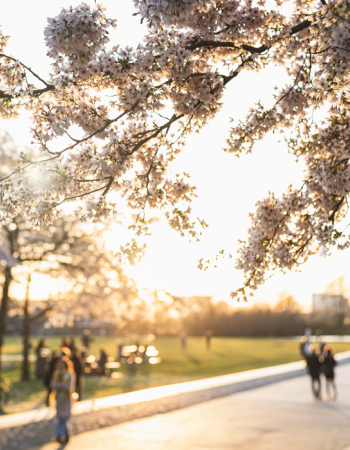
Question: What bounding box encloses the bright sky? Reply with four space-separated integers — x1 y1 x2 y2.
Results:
1 0 350 312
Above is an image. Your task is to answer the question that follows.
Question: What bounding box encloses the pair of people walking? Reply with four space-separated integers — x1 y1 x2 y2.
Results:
302 337 337 400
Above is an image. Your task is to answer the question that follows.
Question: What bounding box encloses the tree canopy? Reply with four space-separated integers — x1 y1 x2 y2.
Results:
1 0 349 299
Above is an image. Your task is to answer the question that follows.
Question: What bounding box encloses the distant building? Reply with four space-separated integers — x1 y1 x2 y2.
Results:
312 294 349 313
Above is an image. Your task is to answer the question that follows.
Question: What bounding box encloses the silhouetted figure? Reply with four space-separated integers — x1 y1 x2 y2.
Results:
80 346 89 359
35 340 48 380
307 346 322 399
99 349 108 375
82 329 92 348
205 330 213 351
70 349 83 401
142 344 149 362
127 356 137 376
322 346 337 400
300 335 310 359
68 338 76 352
179 330 187 351
35 339 45 356
117 341 124 361
318 336 326 353
61 337 69 348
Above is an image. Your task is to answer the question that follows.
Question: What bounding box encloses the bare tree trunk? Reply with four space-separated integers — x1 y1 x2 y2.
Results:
0 266 12 409
21 275 31 382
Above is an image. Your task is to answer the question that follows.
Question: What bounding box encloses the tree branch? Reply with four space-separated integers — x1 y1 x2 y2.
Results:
328 197 344 223
28 306 53 322
102 176 115 196
186 20 312 54
0 53 52 87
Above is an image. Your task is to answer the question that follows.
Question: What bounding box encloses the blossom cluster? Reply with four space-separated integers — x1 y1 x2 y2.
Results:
44 3 116 68
133 0 208 29
308 1 350 106
3 0 350 299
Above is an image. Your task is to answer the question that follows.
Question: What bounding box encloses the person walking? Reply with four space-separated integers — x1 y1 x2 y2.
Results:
99 348 108 375
117 340 124 361
51 356 75 444
179 330 187 351
300 335 310 359
35 339 45 356
205 330 213 351
70 349 83 401
35 339 47 380
322 346 337 400
318 336 326 353
68 337 76 352
82 329 92 349
61 337 69 349
307 346 322 399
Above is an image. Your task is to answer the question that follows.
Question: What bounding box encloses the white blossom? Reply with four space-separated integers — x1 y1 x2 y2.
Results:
2 1 350 299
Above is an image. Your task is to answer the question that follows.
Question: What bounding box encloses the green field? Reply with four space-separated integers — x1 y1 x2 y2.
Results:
2 336 350 414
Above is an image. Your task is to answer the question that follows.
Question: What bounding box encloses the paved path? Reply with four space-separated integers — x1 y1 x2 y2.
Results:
0 358 310 431
1 358 312 450
27 363 350 450
1 354 36 361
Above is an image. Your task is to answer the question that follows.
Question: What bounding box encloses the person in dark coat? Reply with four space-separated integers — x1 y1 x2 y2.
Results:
117 341 124 361
318 336 326 353
322 346 337 400
35 339 47 379
300 335 310 359
68 338 76 352
99 349 108 375
82 329 92 348
61 337 69 348
35 339 45 356
70 349 83 401
307 346 322 399
205 330 213 351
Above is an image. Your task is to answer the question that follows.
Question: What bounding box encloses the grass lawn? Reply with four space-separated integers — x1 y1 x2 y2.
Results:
2 336 350 414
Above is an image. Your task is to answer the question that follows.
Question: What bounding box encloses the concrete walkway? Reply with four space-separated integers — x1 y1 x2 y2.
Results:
2 351 350 433
0 357 311 431
30 363 350 450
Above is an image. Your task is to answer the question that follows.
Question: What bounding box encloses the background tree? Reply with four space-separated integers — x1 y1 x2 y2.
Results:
0 133 23 403
274 294 302 315
20 275 52 382
1 214 139 381
0 132 139 380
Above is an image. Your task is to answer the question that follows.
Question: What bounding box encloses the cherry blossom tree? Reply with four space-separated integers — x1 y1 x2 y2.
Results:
0 210 139 381
0 133 139 382
0 212 140 379
1 0 350 300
